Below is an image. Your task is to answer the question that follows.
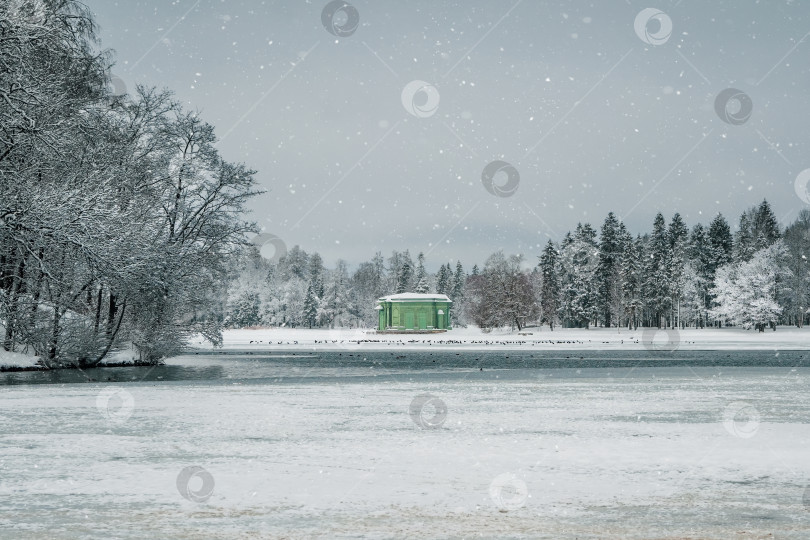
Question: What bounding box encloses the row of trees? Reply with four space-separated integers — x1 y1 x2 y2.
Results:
226 247 469 329
226 201 810 332
536 201 808 331
0 1 258 365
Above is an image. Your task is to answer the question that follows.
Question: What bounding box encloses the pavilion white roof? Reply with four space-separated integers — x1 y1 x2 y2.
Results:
377 293 452 303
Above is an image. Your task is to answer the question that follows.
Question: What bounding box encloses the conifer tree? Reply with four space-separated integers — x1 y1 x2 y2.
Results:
414 252 429 293
452 261 465 300
435 263 450 295
668 213 689 327
396 258 412 293
644 213 671 327
539 240 561 330
621 235 644 329
303 283 318 328
596 212 621 327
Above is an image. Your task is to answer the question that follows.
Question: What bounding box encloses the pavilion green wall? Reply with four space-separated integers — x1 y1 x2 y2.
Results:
377 300 452 331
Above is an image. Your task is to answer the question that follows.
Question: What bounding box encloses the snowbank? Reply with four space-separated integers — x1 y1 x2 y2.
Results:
188 325 810 351
0 349 41 369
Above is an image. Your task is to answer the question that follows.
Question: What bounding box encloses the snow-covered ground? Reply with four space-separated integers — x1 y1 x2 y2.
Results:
0 347 138 371
0 349 40 370
2 356 809 538
190 325 810 352
2 326 806 371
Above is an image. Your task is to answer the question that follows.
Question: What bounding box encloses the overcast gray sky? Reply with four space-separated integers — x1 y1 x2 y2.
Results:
87 0 810 269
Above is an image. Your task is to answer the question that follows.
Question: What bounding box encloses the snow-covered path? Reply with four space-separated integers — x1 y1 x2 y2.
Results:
2 356 810 538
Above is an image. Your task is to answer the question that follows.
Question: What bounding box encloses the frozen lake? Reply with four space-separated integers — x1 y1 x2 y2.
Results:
3 351 810 538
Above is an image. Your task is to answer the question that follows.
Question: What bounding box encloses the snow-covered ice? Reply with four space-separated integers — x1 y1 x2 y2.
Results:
2 352 810 538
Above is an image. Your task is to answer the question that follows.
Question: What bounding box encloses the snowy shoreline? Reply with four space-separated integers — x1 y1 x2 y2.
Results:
3 326 807 371
191 325 810 352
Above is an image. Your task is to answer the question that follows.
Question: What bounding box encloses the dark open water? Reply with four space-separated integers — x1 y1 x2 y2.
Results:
3 348 808 386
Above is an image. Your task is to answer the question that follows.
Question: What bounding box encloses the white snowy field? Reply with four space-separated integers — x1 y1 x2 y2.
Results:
3 326 809 371
190 325 810 352
2 357 810 539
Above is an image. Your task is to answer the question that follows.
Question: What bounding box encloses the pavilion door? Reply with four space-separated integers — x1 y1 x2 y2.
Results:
404 312 414 329
418 312 427 330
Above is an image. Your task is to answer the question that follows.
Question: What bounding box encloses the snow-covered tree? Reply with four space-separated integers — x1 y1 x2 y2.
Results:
595 212 622 327
466 252 537 331
781 211 810 327
303 283 319 328
621 235 645 329
538 240 561 330
734 200 781 262
413 252 429 293
643 213 671 327
710 242 788 330
668 213 689 328
394 250 414 293
435 263 450 295
558 225 598 328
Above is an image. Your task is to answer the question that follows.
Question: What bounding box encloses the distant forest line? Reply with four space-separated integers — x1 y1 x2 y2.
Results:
227 200 810 333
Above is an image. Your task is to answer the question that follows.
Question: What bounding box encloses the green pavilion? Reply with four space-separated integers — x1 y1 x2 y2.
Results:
375 293 453 333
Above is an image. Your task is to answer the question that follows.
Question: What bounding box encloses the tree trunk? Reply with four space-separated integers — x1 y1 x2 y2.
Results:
94 285 103 334
107 292 118 336
48 307 62 363
2 257 25 351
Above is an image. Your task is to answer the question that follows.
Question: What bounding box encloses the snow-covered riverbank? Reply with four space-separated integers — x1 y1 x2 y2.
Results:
4 326 807 371
190 325 810 352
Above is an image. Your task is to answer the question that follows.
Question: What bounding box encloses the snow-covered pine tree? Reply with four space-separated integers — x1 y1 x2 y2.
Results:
621 235 645 329
435 263 450 295
752 200 781 252
308 253 325 297
612 222 633 327
734 201 781 262
452 261 465 300
450 261 465 325
687 223 713 327
396 256 413 294
708 214 734 273
320 260 352 327
414 252 430 293
643 213 671 327
539 240 561 330
557 225 598 328
303 283 319 328
595 212 622 327
668 213 689 328
781 210 810 327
